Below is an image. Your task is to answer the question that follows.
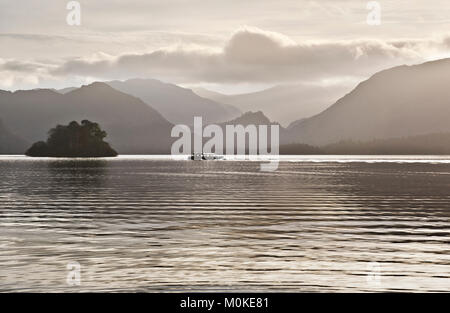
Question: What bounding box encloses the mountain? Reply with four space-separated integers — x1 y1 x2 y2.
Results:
57 87 77 94
212 111 286 154
194 83 349 127
0 119 28 154
219 110 273 126
285 58 450 146
0 83 174 154
107 79 241 125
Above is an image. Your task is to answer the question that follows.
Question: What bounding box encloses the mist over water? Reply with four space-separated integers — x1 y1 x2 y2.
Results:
0 156 449 292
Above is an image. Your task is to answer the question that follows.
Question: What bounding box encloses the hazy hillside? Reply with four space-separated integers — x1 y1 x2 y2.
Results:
0 120 28 154
193 88 228 103
285 58 450 145
0 83 174 154
194 83 349 127
107 79 241 125
218 111 287 140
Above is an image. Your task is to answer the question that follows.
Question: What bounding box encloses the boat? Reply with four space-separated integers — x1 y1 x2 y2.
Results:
202 153 224 160
190 153 224 160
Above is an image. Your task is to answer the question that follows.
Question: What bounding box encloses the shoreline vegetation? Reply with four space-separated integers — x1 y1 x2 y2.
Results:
25 120 118 157
17 128 450 157
279 132 450 155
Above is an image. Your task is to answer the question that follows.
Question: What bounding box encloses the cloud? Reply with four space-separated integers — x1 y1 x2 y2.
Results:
50 27 450 84
3 27 450 88
0 60 46 73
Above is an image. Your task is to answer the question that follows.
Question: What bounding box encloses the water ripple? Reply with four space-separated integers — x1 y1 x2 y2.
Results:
0 156 449 292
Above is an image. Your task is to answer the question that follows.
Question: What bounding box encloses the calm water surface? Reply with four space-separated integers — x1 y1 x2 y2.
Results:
0 155 449 292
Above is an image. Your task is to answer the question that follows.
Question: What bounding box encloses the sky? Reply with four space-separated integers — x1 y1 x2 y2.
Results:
0 0 450 93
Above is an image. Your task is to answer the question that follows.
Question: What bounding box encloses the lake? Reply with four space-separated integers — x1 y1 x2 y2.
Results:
0 155 449 292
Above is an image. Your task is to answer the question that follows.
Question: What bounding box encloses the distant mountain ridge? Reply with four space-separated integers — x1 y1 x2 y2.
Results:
194 83 349 127
2 58 450 154
57 87 77 94
107 78 241 125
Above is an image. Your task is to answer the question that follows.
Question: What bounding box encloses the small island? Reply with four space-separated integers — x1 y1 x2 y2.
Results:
25 120 118 157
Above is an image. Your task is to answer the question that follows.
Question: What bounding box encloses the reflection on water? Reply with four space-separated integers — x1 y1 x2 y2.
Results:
0 156 449 292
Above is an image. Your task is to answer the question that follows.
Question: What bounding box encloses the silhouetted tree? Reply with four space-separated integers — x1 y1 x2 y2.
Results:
25 120 118 157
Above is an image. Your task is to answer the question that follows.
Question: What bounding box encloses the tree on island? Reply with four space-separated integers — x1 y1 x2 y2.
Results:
25 120 118 157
